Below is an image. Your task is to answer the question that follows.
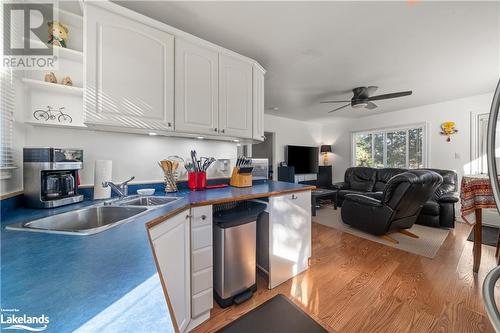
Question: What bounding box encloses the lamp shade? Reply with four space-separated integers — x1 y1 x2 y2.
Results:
320 145 332 153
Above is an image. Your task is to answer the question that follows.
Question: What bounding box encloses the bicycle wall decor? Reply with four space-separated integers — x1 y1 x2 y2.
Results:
33 106 72 123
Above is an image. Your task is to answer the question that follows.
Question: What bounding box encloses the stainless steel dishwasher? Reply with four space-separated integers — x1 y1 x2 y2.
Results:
213 201 267 308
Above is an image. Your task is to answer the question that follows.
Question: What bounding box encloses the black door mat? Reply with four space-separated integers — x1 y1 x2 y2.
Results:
216 294 328 333
467 225 499 247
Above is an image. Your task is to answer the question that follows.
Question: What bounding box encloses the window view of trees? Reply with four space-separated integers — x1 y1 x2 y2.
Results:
354 126 424 169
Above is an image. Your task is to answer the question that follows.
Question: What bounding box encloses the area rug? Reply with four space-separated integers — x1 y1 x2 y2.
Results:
313 206 450 258
467 225 499 247
216 294 327 333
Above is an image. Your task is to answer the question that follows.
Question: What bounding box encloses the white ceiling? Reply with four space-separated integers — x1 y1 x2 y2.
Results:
116 1 500 121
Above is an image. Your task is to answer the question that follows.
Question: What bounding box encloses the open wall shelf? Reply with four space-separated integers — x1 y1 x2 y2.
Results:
22 78 83 96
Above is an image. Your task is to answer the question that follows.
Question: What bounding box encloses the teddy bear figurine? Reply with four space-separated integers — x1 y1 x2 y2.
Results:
48 21 69 48
44 72 57 84
61 76 73 86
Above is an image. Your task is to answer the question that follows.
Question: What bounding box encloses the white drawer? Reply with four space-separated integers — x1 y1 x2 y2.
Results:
191 225 212 250
192 246 212 271
192 288 213 318
191 206 212 228
192 267 212 295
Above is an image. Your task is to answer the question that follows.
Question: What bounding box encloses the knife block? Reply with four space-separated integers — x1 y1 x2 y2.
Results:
230 167 252 188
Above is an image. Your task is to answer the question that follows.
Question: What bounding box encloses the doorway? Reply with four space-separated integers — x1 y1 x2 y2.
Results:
251 132 275 180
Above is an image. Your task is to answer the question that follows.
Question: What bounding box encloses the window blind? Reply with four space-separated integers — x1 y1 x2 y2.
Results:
0 68 16 172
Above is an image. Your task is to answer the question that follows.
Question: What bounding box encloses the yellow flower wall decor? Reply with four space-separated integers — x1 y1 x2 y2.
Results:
440 121 458 142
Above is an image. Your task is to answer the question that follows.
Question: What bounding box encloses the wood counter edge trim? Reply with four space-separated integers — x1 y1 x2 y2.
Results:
190 186 316 207
146 186 315 228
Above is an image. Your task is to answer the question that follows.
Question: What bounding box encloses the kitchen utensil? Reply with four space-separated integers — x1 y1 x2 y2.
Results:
137 188 155 196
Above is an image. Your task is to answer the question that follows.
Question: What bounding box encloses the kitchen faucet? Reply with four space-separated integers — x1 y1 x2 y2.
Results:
103 176 135 199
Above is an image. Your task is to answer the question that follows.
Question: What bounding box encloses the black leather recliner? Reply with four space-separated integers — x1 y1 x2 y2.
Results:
333 167 458 228
341 170 443 237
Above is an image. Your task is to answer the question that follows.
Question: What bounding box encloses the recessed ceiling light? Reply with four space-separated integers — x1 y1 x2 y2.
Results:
148 132 157 136
233 139 239 142
197 136 204 140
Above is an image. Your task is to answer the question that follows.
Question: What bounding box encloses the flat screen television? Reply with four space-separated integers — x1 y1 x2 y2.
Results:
285 145 319 174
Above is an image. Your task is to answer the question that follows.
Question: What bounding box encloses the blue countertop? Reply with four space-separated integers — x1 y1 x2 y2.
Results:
0 181 312 333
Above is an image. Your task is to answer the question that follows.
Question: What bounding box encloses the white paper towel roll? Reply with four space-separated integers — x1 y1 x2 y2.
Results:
94 160 112 200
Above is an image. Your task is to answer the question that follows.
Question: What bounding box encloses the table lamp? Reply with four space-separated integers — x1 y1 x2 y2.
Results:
320 145 332 165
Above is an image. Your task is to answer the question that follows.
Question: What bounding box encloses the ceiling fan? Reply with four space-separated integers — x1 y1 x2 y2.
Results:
321 86 413 113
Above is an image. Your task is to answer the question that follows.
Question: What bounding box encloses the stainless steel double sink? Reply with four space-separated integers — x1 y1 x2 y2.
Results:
6 196 180 236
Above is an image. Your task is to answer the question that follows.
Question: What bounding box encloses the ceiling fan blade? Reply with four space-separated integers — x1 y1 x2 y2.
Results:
366 101 377 110
320 100 351 104
365 86 378 96
367 91 412 101
328 103 350 113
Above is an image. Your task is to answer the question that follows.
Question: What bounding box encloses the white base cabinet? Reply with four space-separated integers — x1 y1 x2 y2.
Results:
149 210 191 333
150 190 311 332
190 206 214 319
268 191 312 289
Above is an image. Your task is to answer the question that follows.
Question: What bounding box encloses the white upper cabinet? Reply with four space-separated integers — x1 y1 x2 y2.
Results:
219 54 253 139
84 2 265 141
85 4 174 131
175 39 219 135
253 65 265 141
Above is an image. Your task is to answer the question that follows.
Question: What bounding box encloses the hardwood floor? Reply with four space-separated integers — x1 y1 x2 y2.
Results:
193 220 499 333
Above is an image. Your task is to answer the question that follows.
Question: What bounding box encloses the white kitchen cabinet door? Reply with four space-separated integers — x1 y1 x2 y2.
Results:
252 65 265 141
85 4 174 131
268 191 312 289
175 39 219 135
150 211 191 333
219 54 253 138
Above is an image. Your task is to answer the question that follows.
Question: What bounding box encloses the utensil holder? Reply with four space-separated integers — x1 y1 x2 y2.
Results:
164 171 178 193
229 167 252 188
188 171 206 191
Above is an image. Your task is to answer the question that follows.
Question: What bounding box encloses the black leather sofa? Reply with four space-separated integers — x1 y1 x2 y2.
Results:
333 167 458 228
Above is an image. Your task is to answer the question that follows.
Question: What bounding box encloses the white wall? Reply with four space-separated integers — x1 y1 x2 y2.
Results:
263 114 323 177
1 124 237 195
322 93 494 182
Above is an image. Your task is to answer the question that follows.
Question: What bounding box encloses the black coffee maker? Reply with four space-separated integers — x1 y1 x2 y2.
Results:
23 148 84 208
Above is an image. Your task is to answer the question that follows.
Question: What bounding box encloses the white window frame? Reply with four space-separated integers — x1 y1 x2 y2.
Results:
351 122 430 169
0 68 17 180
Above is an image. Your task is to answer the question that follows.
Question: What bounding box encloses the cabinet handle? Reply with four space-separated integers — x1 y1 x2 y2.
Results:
291 194 298 200
186 214 192 219
201 215 207 220
221 129 225 134
167 122 172 127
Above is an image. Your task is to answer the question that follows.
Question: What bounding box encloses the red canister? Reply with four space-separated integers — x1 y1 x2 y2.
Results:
188 171 207 190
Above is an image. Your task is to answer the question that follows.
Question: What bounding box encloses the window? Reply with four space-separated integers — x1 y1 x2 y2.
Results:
0 68 16 179
352 124 426 169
